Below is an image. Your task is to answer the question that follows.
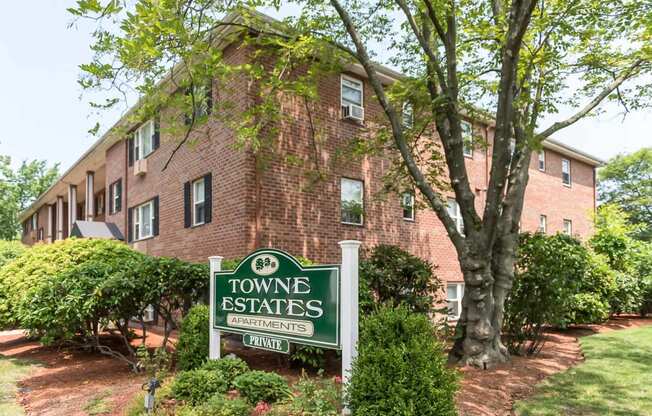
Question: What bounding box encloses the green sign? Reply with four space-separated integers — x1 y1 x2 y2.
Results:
243 333 290 354
214 249 340 349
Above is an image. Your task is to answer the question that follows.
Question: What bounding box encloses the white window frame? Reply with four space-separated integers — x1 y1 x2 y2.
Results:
447 283 465 321
402 102 413 129
134 120 155 161
538 150 546 171
562 158 571 186
462 121 473 157
401 192 415 221
563 219 573 235
447 198 464 235
341 177 364 226
192 177 206 226
133 200 155 241
340 75 364 108
110 180 121 214
539 214 547 233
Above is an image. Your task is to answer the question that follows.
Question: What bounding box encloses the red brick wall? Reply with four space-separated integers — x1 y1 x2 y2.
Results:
104 43 257 264
252 72 596 287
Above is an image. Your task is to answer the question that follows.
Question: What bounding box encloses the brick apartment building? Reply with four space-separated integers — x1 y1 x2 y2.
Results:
19 14 602 319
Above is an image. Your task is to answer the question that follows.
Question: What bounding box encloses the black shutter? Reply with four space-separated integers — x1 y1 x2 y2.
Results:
206 81 213 116
204 173 212 224
184 87 192 126
183 181 191 228
153 196 160 236
127 207 133 242
116 180 122 213
153 114 160 150
128 137 134 166
108 184 114 215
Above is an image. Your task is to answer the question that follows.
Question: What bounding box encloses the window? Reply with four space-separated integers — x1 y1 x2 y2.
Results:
562 158 571 186
447 283 465 320
38 228 44 241
186 83 212 122
341 178 363 225
133 200 154 241
134 120 155 161
109 180 122 214
341 75 363 117
402 103 413 129
192 178 206 226
539 214 547 233
95 193 105 216
462 121 473 157
538 150 546 171
447 198 464 235
401 192 415 221
563 219 573 235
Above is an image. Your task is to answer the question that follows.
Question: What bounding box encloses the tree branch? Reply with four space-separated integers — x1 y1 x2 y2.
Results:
536 59 644 141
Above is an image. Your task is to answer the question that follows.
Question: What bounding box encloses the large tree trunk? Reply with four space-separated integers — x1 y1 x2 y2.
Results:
449 243 517 368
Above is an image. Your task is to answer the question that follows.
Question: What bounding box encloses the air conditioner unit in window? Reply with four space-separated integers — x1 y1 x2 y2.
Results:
134 158 148 176
342 104 364 121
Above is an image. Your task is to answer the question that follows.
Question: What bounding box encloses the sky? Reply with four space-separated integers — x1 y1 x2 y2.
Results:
0 1 649 173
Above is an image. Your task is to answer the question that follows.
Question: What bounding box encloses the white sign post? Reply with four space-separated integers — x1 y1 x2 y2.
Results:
208 255 223 360
339 240 361 416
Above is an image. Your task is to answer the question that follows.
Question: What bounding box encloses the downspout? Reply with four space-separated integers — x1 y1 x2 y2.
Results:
124 139 129 239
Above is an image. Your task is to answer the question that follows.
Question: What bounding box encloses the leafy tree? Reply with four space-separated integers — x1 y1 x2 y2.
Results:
0 155 59 239
69 0 652 367
598 148 652 241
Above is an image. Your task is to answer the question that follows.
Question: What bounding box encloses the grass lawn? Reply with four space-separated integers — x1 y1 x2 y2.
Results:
0 356 40 416
515 325 652 415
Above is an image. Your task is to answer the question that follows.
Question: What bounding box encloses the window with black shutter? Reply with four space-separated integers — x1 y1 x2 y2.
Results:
185 173 212 228
184 82 213 125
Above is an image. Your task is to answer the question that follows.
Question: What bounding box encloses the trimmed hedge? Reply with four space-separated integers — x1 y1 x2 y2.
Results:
233 370 291 405
0 238 144 329
176 305 211 371
346 306 458 416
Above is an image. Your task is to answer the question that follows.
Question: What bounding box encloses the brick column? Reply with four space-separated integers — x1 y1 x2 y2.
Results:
68 184 77 233
85 171 95 221
56 195 64 240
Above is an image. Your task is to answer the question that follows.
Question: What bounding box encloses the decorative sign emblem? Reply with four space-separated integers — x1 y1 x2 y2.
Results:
213 249 340 349
243 333 290 354
251 253 279 276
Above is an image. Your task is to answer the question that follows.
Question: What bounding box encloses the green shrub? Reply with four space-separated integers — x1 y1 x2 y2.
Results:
360 244 441 314
0 238 144 329
283 374 341 415
505 233 586 355
172 369 229 405
610 272 643 314
0 240 25 268
200 357 250 388
290 345 326 371
177 305 210 370
641 278 652 316
346 306 458 416
233 370 291 405
570 293 610 324
131 256 209 342
193 395 251 416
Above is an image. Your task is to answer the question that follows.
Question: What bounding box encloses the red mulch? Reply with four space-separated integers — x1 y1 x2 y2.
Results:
457 315 652 416
1 316 650 416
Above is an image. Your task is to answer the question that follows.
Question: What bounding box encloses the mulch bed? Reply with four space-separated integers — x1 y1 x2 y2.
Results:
457 315 652 416
0 316 650 416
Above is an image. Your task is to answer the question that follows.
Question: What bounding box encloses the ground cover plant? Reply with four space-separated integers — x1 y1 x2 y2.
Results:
514 325 652 415
0 356 40 416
